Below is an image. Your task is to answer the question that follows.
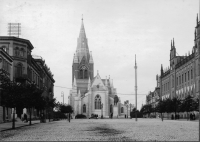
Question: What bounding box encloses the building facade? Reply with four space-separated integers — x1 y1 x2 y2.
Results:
0 47 13 123
68 19 131 118
0 36 55 123
160 17 200 101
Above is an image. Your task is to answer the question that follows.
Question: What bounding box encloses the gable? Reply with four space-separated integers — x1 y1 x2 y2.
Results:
91 73 105 89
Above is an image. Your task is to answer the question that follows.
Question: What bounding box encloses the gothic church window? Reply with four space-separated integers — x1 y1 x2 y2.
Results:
83 104 86 113
95 95 101 109
121 107 124 113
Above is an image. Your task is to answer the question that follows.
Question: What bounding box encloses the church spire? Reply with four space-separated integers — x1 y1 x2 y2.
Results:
79 15 86 39
76 16 90 63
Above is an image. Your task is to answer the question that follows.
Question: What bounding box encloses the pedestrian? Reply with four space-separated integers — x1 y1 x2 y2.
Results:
68 113 71 123
190 113 192 120
24 113 27 123
171 114 174 120
193 113 196 120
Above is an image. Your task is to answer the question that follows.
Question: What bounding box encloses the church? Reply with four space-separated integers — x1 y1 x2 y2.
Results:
68 19 132 118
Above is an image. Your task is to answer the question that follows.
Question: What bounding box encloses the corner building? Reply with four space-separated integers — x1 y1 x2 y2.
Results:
160 16 200 111
69 19 131 118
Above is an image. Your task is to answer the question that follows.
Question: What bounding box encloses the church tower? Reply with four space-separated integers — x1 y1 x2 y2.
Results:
72 18 94 96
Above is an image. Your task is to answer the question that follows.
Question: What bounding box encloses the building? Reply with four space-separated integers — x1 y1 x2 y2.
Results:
0 36 55 123
145 75 160 117
68 19 132 118
0 47 13 123
159 16 200 118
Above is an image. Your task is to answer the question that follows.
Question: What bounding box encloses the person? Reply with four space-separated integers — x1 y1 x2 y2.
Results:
68 113 71 123
24 113 27 123
193 113 196 120
171 114 174 120
190 113 192 120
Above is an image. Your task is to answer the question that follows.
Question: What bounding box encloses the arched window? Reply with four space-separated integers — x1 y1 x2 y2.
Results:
95 94 101 109
20 48 24 57
121 107 124 113
16 63 22 77
83 104 86 113
15 47 19 56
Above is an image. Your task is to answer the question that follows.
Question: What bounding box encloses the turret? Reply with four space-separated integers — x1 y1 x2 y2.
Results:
161 64 164 76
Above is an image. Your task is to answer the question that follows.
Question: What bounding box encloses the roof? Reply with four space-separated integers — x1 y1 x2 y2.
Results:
0 36 34 50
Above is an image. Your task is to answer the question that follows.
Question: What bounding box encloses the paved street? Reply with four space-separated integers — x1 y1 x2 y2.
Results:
0 118 198 141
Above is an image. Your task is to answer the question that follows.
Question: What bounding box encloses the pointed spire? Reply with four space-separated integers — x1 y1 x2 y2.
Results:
88 76 91 91
73 75 77 87
105 76 108 86
173 38 175 47
161 64 163 76
79 15 86 38
197 13 198 26
78 90 81 98
171 40 172 49
89 51 94 63
112 79 114 87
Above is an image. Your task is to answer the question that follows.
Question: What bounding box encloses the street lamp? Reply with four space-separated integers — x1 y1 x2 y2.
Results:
61 91 64 104
101 103 103 119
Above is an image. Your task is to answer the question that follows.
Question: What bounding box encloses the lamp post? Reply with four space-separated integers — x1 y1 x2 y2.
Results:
61 91 64 104
101 103 103 119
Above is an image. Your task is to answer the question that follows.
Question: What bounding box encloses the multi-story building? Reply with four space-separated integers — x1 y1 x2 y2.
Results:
0 47 13 123
159 16 200 118
146 75 160 117
0 36 55 123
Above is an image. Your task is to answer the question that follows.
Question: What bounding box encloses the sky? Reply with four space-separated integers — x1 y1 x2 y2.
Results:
0 0 199 110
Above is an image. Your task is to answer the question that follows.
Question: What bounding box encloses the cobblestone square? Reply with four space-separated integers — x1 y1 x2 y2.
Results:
0 118 198 141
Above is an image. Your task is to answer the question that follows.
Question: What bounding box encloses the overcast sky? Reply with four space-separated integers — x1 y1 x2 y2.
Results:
0 0 199 110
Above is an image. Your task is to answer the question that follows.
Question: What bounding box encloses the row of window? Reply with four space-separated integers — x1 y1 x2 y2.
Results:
27 67 42 87
176 69 193 86
162 69 194 92
1 58 11 74
14 47 25 57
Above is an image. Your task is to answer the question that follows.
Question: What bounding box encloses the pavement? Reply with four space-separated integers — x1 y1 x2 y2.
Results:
0 118 198 141
0 119 49 132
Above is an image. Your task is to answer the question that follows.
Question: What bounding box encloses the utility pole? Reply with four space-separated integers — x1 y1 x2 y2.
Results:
134 54 138 121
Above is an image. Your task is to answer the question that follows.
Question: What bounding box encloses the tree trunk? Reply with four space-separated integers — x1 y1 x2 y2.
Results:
12 108 15 129
29 108 32 125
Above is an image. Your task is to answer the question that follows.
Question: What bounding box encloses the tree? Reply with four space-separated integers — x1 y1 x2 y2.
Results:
180 95 195 120
59 104 73 122
44 97 57 122
155 99 165 121
0 81 25 129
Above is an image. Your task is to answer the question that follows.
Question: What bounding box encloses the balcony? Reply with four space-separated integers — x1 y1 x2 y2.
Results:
15 73 28 82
